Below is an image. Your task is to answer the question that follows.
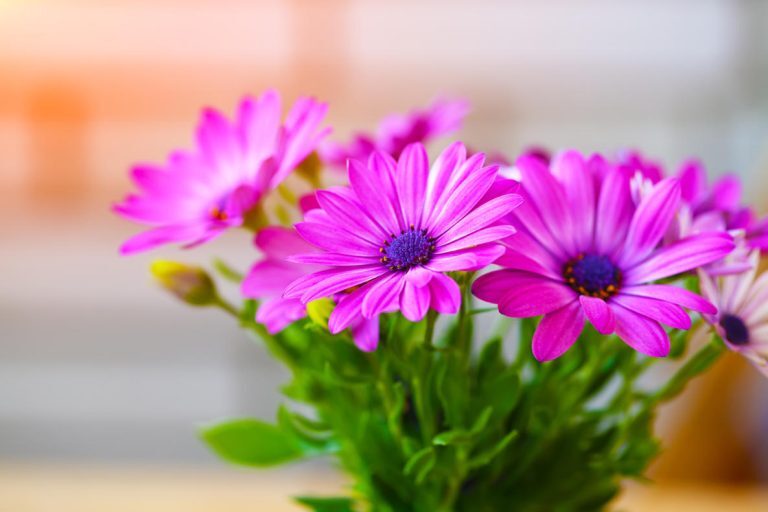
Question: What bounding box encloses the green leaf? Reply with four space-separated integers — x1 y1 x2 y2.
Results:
653 339 725 403
277 406 339 455
212 258 244 283
295 496 356 512
200 418 304 467
403 446 437 484
468 429 518 468
432 429 472 446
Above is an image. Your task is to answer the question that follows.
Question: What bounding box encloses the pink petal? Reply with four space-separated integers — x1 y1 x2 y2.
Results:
710 174 742 212
437 225 517 253
427 244 505 272
350 317 380 352
424 141 467 216
328 285 369 334
119 224 215 255
479 270 576 317
594 167 634 256
242 260 305 297
428 272 461 314
612 304 670 357
551 150 596 249
437 193 523 243
612 294 691 330
677 159 706 205
285 265 384 302
256 298 306 334
625 232 735 284
579 296 615 334
400 281 431 322
288 252 379 266
427 164 499 236
405 266 434 287
532 300 584 361
621 284 717 314
361 273 406 318
295 220 375 256
621 178 681 267
517 154 576 256
255 226 313 259
348 158 401 235
316 188 389 243
395 143 429 227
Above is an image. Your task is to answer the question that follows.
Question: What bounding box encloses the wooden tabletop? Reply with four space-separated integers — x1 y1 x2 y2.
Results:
1 464 766 512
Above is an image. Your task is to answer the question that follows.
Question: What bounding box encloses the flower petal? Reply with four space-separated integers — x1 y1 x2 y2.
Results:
350 317 380 352
361 273 406 318
437 193 523 243
551 150 596 249
612 303 670 357
625 232 735 284
612 294 691 330
579 296 615 334
437 225 517 253
621 284 717 315
428 272 461 314
532 300 584 361
594 167 633 256
242 260 305 297
517 154 576 255
400 281 431 322
256 298 306 334
484 270 576 317
621 178 681 267
396 143 429 227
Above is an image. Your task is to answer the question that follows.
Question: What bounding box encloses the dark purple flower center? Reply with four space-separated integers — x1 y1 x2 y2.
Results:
380 226 435 271
564 254 622 299
719 313 749 345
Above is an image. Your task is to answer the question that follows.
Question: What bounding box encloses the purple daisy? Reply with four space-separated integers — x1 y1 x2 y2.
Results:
472 150 735 361
242 226 380 351
284 142 523 336
320 98 469 168
115 90 330 254
699 250 768 378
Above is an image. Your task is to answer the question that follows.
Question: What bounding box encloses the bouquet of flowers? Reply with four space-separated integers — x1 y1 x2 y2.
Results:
115 90 768 511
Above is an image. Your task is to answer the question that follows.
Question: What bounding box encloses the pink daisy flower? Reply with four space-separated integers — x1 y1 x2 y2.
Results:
242 226 380 351
472 151 735 361
320 98 469 168
284 142 523 338
699 250 768 378
676 159 768 252
115 90 330 254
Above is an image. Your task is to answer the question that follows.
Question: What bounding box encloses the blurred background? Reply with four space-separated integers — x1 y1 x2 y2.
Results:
1 0 768 509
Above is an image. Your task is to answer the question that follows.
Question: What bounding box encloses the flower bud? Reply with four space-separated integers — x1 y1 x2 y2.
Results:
150 260 217 306
306 298 334 329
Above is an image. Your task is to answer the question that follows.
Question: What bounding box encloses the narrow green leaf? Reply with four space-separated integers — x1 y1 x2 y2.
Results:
403 446 437 484
295 496 356 512
200 418 304 467
653 339 724 403
468 430 518 469
212 258 244 282
432 429 472 446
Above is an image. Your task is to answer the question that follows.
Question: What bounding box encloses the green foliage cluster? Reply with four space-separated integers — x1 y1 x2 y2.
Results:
199 270 723 512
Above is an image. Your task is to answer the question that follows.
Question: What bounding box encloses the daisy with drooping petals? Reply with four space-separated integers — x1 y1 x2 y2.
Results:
472 150 735 361
284 142 523 344
699 250 768 377
242 226 380 350
320 98 469 168
115 90 330 254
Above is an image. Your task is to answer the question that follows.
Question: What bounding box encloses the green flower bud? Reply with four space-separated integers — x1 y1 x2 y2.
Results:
307 298 334 329
150 260 217 307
